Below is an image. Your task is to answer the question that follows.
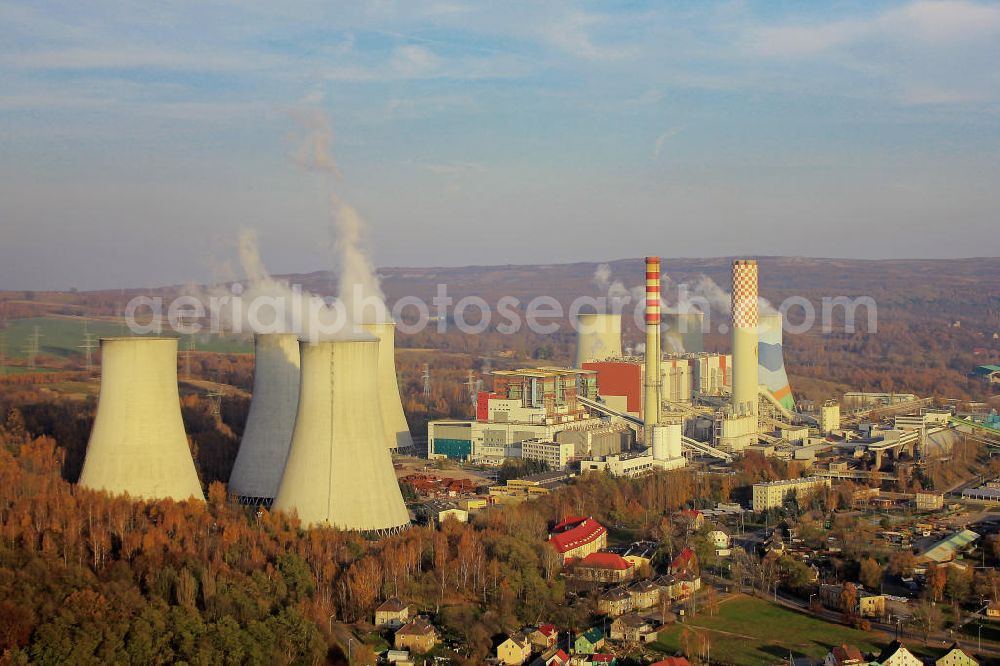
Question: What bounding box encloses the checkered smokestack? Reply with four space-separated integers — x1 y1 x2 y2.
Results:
644 257 661 428
731 259 759 417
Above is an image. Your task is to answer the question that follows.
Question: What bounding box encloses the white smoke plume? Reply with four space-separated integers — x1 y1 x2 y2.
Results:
199 230 348 340
592 263 638 308
293 109 389 326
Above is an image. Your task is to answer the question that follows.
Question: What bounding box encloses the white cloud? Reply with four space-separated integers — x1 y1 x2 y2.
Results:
540 12 637 61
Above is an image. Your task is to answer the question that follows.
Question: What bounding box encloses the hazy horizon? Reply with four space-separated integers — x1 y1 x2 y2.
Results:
2 1 999 291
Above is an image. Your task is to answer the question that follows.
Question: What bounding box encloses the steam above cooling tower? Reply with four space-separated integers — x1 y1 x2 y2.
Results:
731 260 759 418
78 337 204 502
229 334 301 503
363 321 413 450
663 312 705 354
574 313 623 367
273 338 409 533
758 312 795 411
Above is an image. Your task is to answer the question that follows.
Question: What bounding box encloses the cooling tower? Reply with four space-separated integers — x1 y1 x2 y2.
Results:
362 321 413 450
757 312 795 411
643 257 662 428
273 338 409 533
731 260 759 418
78 337 204 502
228 334 301 504
574 313 623 367
663 312 705 354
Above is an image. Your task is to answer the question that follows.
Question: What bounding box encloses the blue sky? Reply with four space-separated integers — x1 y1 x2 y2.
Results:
1 0 998 290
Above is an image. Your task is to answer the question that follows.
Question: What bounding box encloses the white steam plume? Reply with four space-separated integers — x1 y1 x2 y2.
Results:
293 107 389 325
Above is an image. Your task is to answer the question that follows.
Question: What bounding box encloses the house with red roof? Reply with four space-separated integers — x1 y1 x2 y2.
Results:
650 658 692 666
670 547 698 575
572 551 635 583
527 624 557 650
547 516 608 563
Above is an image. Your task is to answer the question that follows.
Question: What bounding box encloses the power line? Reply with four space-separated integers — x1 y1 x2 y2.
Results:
23 325 41 370
77 321 98 372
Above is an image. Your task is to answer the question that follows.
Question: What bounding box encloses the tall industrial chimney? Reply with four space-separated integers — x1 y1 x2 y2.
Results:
363 321 413 451
643 257 662 429
574 313 623 367
273 338 409 533
229 334 300 504
731 260 759 417
758 312 795 411
78 337 204 502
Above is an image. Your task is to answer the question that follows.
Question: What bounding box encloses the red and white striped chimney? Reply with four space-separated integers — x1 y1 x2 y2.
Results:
644 256 661 428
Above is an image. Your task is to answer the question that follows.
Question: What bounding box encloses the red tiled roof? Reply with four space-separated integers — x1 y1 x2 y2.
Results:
679 509 702 518
577 552 633 571
650 658 692 666
548 518 606 554
550 649 570 665
671 547 695 569
553 515 588 532
536 623 556 637
591 655 614 663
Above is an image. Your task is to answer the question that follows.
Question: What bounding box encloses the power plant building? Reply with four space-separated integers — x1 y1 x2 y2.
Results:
428 367 631 464
78 337 204 502
273 338 409 534
229 333 301 504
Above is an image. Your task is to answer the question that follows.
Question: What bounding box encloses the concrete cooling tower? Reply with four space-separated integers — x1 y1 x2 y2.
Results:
574 313 622 367
758 312 795 411
78 337 204 502
273 338 409 534
363 321 413 450
663 312 705 354
228 334 301 504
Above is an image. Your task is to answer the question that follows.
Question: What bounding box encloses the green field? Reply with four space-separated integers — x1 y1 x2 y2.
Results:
0 317 251 359
653 596 901 665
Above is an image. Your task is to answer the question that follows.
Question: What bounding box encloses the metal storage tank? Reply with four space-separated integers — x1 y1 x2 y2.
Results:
362 321 413 451
273 338 409 533
757 312 795 411
573 313 622 367
228 333 301 504
78 337 204 501
663 312 705 354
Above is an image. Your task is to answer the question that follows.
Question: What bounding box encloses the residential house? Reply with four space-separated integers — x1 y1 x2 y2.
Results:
375 598 409 629
597 587 633 617
394 616 440 654
986 602 1000 620
627 579 660 610
572 552 635 583
675 509 704 530
548 516 608 563
670 547 698 576
527 624 558 651
609 614 653 643
386 650 413 666
529 648 570 666
672 571 701 600
858 593 886 619
936 643 978 666
497 633 533 666
649 658 692 666
875 641 922 666
573 627 605 655
825 644 865 666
